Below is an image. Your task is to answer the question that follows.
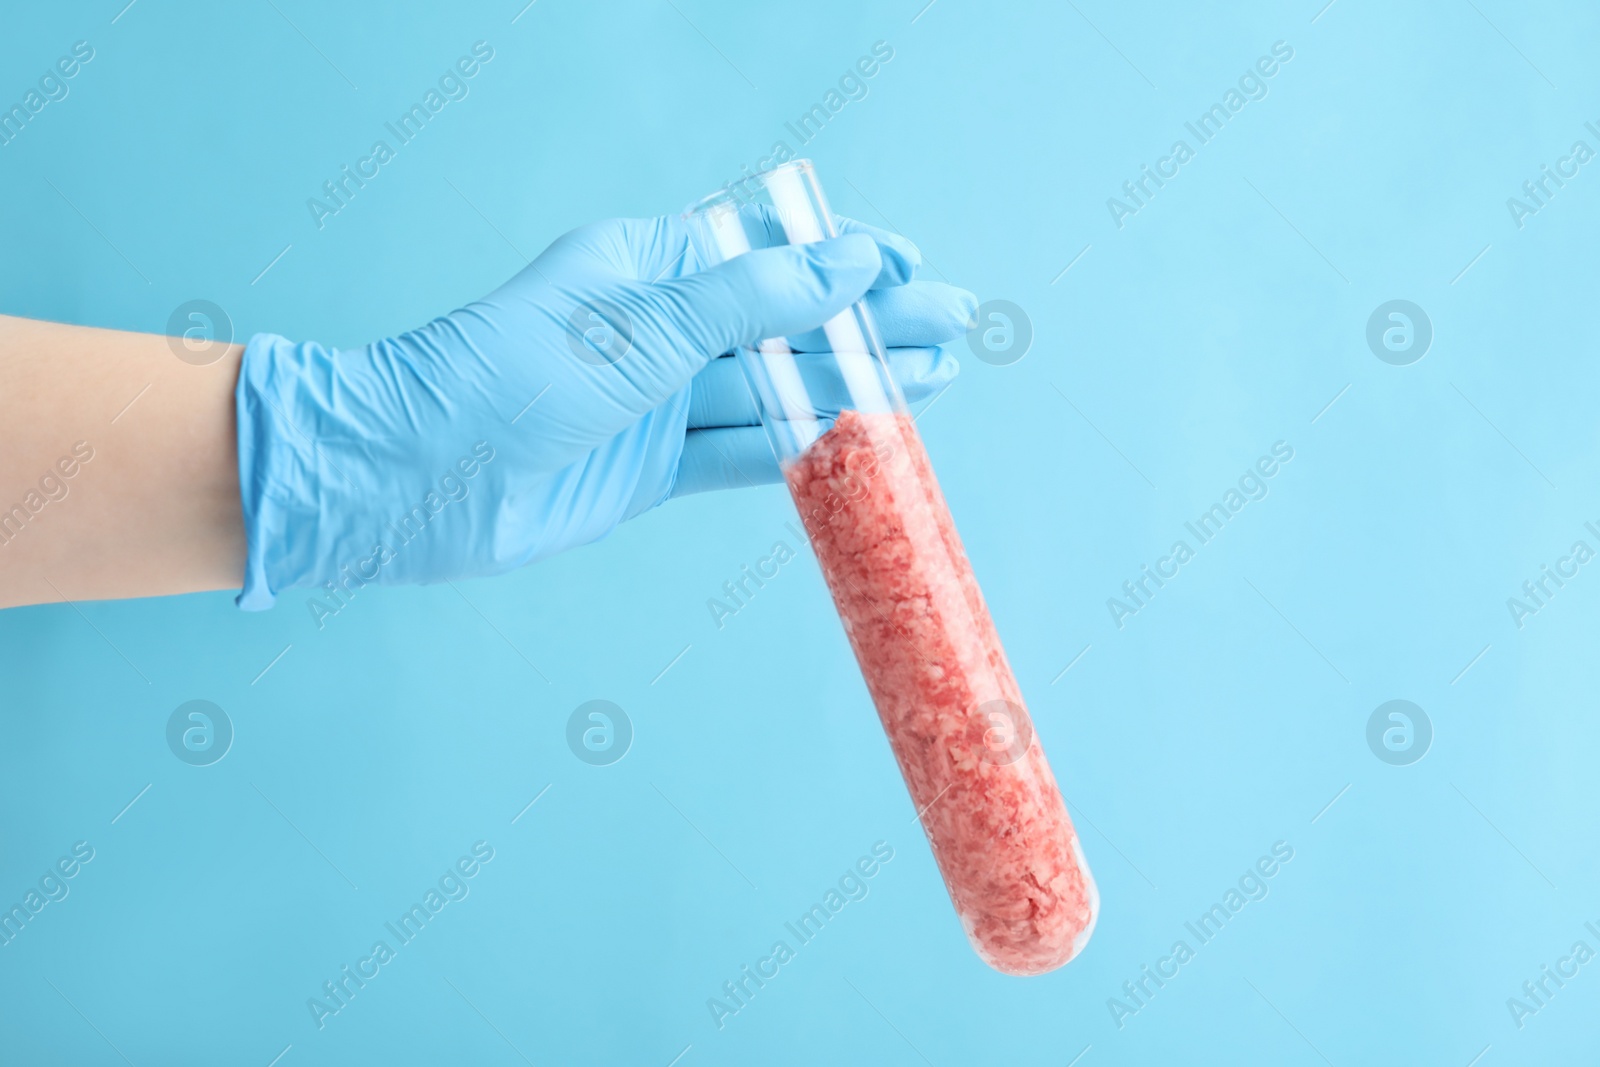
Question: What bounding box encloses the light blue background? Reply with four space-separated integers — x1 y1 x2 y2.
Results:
3 0 1598 1063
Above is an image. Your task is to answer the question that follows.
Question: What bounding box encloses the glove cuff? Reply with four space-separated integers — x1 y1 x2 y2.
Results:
235 332 326 611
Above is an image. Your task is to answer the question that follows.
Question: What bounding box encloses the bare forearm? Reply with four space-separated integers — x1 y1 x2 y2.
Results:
0 314 245 609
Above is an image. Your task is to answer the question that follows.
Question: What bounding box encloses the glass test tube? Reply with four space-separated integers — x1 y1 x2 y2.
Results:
683 160 1098 975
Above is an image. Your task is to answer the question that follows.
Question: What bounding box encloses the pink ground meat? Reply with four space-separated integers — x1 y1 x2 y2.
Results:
785 409 1098 975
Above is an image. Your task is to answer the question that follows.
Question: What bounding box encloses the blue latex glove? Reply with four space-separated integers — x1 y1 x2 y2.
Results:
235 214 974 610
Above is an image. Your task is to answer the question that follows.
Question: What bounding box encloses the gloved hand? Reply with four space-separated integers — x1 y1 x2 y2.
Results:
235 214 974 610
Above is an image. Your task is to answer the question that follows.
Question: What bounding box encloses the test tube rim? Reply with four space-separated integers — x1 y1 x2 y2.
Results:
680 158 821 221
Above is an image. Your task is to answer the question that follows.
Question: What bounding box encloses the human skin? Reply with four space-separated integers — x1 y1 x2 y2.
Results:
0 223 966 612
0 314 247 609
